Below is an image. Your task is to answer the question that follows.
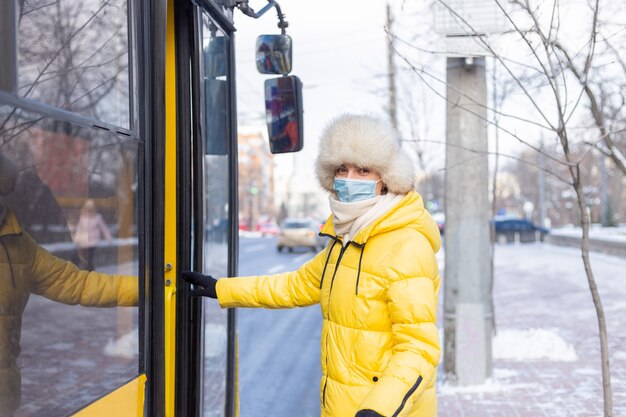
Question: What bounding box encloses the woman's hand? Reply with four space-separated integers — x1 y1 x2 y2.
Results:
180 271 218 298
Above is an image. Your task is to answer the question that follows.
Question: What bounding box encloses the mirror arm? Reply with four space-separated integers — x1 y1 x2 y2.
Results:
235 0 289 34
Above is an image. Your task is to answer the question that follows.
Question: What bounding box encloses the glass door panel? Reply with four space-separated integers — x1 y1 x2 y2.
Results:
199 10 231 417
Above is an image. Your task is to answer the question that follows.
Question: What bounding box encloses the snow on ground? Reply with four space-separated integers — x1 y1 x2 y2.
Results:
550 223 626 243
103 329 138 358
437 242 626 416
493 328 577 361
439 377 516 395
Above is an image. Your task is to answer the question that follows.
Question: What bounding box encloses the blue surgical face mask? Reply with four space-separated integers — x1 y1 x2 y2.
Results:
333 178 381 203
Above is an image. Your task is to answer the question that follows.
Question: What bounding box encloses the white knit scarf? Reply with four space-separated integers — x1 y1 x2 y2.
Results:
329 192 404 244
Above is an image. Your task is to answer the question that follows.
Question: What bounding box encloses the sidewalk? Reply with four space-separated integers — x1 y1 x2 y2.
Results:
437 243 626 417
547 224 626 258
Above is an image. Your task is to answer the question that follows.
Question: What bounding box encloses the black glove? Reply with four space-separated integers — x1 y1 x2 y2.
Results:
355 410 383 417
180 271 218 298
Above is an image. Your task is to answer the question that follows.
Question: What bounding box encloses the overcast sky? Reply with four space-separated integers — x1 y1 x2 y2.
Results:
232 0 624 195
234 0 398 191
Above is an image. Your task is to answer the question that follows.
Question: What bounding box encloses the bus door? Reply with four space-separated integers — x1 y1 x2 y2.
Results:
172 1 303 416
174 2 238 417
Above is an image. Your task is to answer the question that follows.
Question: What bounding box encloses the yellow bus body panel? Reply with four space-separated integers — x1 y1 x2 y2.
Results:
164 0 178 416
71 375 147 417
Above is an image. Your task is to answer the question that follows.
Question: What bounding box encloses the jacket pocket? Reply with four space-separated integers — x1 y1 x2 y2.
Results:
321 375 328 408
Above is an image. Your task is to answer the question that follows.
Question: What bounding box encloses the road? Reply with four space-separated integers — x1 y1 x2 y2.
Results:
237 236 321 417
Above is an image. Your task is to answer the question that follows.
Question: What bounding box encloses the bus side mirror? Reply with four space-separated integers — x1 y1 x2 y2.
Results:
264 75 303 154
256 34 292 75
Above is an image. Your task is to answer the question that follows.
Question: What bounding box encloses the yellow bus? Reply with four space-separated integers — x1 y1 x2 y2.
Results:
0 0 302 416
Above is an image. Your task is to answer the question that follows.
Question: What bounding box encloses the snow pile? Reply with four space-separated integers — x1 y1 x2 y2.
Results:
103 329 138 358
493 328 577 361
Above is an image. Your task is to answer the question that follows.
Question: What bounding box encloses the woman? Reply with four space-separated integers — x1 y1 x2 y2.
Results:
182 114 441 417
74 198 112 270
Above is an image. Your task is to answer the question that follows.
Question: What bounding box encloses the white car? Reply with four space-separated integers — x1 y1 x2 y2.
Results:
277 218 326 253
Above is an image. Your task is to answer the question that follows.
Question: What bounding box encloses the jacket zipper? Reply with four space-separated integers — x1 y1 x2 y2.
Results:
392 375 423 417
354 243 365 295
319 238 338 289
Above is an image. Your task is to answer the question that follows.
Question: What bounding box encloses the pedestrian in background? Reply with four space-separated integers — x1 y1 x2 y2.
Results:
74 198 112 271
183 114 441 417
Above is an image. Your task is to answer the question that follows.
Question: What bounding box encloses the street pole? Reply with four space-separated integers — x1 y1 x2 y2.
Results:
443 57 492 385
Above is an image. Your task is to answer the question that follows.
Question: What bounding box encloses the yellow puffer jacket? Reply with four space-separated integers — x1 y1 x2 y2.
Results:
0 204 138 417
218 191 441 417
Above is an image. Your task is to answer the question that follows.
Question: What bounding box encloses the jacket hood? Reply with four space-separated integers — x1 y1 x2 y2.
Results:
321 191 441 252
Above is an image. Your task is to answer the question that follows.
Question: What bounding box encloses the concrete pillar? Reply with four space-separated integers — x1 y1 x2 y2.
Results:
0 1 18 93
443 57 492 385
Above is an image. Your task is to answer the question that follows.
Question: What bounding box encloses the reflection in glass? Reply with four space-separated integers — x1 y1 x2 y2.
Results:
204 23 229 156
265 76 303 154
255 34 292 75
0 106 139 417
205 36 227 79
200 12 230 417
17 0 131 128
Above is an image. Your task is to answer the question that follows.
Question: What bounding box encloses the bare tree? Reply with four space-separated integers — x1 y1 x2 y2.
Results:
393 0 623 415
2 0 131 162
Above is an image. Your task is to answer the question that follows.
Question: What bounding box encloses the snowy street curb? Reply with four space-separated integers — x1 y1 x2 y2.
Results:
546 233 626 259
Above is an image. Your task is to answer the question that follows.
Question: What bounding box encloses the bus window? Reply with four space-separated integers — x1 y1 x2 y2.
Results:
204 23 229 156
199 11 231 417
16 0 132 129
0 109 140 417
0 1 141 416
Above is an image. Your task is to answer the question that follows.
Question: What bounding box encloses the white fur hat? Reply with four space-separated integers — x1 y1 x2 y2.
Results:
315 114 416 194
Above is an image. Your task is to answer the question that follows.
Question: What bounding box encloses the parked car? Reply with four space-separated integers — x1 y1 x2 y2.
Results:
493 217 549 243
256 221 279 237
277 218 326 253
424 213 548 243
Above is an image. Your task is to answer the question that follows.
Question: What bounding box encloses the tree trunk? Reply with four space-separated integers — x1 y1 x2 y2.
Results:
573 172 613 417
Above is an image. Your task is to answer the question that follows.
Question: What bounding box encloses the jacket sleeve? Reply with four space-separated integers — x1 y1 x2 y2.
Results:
358 232 440 417
216 248 327 309
28 234 138 307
